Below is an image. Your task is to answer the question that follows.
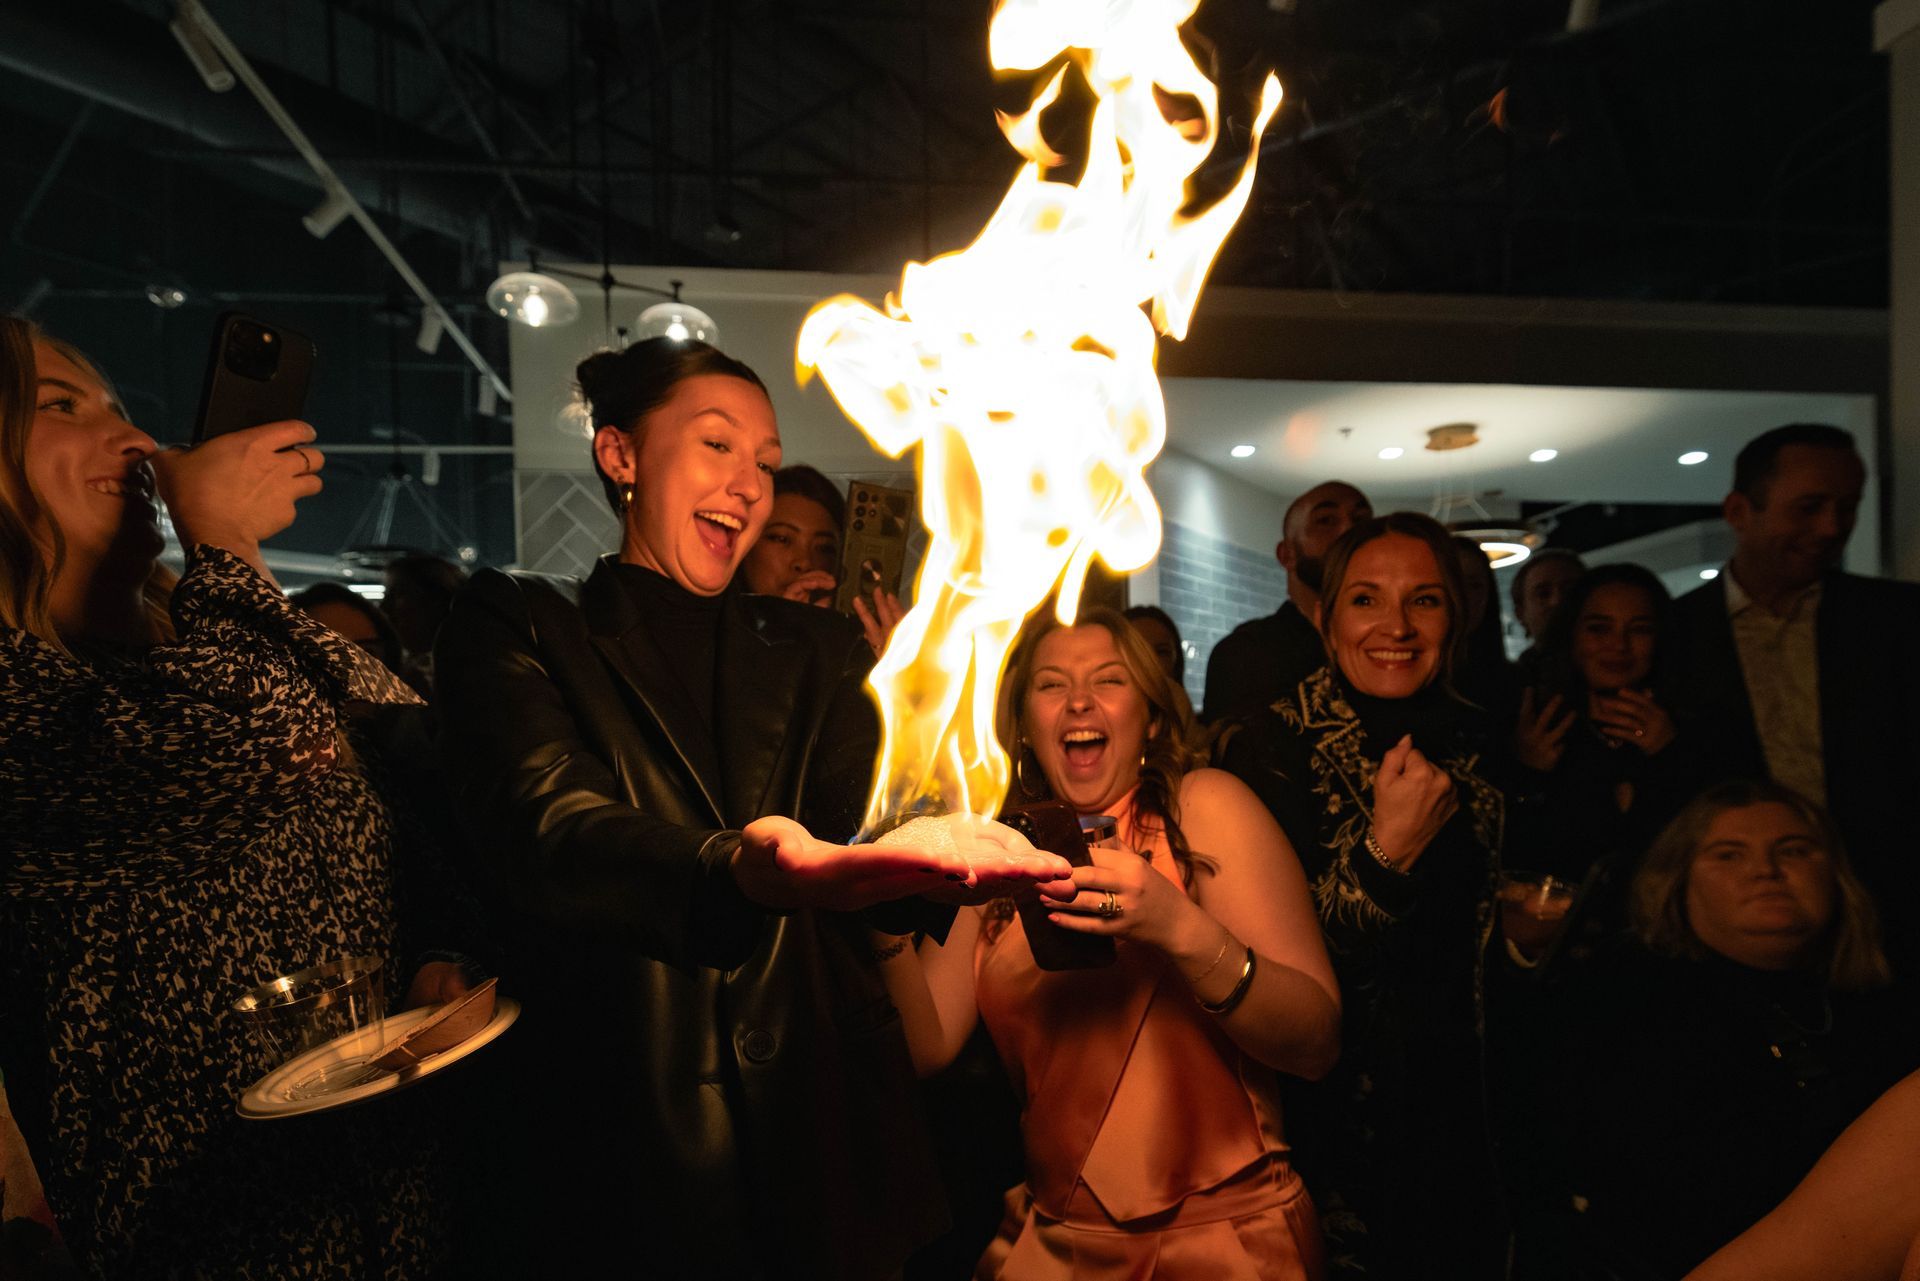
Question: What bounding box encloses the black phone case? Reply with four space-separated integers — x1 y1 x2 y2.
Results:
998 800 1115 971
193 312 317 442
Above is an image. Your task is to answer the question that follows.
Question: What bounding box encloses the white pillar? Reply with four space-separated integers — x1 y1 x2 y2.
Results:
1882 0 1920 580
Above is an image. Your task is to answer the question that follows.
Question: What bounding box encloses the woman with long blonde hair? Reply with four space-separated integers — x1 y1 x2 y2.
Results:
876 605 1340 1279
0 316 463 1276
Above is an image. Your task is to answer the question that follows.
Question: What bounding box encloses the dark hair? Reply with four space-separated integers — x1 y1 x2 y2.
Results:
1632 779 1889 990
1508 547 1585 616
289 582 403 671
772 464 845 529
1531 563 1675 704
1122 604 1185 680
1732 423 1858 504
1282 479 1366 539
383 553 467 608
1317 511 1468 686
998 606 1208 892
575 338 769 513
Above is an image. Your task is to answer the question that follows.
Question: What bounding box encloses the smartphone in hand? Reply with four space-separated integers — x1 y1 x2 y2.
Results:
998 800 1115 971
836 481 913 616
192 312 317 443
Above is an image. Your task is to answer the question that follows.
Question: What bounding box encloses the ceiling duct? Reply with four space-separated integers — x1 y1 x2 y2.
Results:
0 0 491 247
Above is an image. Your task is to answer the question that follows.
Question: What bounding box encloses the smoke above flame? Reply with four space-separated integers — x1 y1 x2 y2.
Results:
798 0 1282 833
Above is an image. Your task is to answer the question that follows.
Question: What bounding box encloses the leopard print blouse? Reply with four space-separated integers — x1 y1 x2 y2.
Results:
1 548 450 1278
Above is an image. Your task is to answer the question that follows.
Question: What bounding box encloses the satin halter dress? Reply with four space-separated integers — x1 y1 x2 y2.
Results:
973 793 1326 1280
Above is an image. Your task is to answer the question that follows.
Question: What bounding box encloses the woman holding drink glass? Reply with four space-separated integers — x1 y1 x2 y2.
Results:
874 607 1341 1279
0 318 458 1276
433 338 1068 1277
1216 511 1509 1280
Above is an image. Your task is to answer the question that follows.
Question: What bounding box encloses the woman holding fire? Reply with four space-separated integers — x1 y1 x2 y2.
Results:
433 337 1070 1277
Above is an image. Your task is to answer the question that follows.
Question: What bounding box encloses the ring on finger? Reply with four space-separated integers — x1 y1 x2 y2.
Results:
1097 890 1123 920
291 445 313 476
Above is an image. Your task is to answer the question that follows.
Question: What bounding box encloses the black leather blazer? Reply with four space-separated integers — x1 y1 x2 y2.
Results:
434 558 947 1278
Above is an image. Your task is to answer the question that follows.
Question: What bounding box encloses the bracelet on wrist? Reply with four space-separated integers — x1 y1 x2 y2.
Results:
1189 935 1233 985
1198 945 1257 1015
1364 830 1409 875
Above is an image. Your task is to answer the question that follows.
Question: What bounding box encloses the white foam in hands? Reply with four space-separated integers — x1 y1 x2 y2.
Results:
874 813 1034 860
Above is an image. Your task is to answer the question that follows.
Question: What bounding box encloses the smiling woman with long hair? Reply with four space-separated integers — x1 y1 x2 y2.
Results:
0 316 463 1276
873 606 1340 1279
1216 510 1509 1280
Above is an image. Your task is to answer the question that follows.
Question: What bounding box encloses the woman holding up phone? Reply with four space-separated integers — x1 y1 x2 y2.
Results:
874 607 1340 1279
0 318 460 1276
433 338 1071 1278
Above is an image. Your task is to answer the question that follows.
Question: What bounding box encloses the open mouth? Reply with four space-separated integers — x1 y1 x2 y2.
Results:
694 510 745 558
1060 727 1108 773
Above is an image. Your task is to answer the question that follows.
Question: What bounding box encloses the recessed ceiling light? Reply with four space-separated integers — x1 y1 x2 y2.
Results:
1678 450 1709 466
1229 444 1256 459
1378 446 1404 460
1699 568 1720 581
1529 448 1558 463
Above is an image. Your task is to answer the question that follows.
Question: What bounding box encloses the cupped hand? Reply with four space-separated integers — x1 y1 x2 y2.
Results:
1515 688 1576 773
732 815 980 912
779 570 838 607
853 588 907 659
1590 687 1677 755
1043 845 1195 952
1371 734 1458 870
152 420 321 570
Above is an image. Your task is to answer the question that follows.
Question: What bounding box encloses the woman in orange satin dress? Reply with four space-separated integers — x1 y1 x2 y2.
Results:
878 608 1342 1279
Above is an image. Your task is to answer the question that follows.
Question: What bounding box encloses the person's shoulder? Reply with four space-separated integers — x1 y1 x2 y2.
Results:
1178 765 1252 808
1222 606 1290 644
1830 571 1920 609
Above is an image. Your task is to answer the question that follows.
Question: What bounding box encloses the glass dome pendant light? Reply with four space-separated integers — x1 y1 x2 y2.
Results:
633 281 719 345
484 262 581 329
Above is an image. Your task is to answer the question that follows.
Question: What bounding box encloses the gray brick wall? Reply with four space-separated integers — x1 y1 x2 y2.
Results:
1157 520 1287 709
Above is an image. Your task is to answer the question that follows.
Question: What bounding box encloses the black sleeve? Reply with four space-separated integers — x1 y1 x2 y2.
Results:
1 547 415 893
433 571 767 973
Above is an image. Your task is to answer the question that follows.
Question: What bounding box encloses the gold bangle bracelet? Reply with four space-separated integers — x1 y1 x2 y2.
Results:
1198 946 1257 1015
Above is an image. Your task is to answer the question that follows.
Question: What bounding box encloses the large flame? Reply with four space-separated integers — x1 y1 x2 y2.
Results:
798 0 1282 833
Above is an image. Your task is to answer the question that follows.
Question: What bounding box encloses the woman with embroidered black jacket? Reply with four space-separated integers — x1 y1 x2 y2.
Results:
433 339 1070 1278
1216 511 1507 1281
0 319 464 1277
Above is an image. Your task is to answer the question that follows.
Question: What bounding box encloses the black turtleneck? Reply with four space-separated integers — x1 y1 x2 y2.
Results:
1331 668 1479 759
613 562 724 729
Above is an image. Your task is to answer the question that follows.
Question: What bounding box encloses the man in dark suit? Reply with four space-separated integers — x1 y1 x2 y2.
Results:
1671 423 1920 977
1201 479 1371 723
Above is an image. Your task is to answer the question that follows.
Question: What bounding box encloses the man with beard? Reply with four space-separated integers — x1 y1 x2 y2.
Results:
1672 423 1920 978
1200 479 1372 723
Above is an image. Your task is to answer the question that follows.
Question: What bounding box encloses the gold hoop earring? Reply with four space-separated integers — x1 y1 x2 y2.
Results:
1013 743 1042 797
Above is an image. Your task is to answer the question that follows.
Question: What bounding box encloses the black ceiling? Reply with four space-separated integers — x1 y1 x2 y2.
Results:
0 0 1891 566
